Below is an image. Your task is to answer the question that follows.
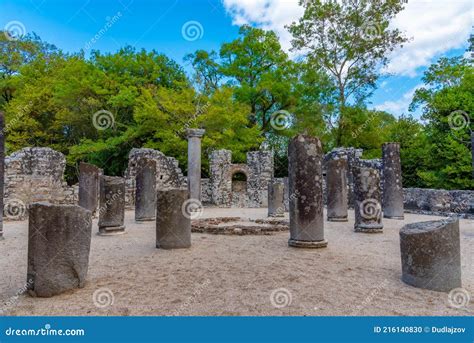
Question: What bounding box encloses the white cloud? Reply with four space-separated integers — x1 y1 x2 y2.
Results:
374 84 423 116
222 0 472 76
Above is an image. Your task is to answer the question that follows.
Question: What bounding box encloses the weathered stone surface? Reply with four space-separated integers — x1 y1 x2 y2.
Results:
186 128 205 201
400 218 461 292
124 148 186 207
353 166 383 233
78 162 101 215
268 181 284 217
326 158 348 222
0 112 4 239
288 134 327 248
382 142 404 219
403 188 474 218
98 176 125 235
27 202 92 297
4 148 78 220
135 159 157 222
209 149 273 208
156 189 191 249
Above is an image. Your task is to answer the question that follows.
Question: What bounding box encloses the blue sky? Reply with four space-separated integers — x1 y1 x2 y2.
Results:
1 0 471 119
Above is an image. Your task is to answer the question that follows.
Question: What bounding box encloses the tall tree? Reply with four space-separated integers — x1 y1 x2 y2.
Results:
410 56 473 190
288 0 407 145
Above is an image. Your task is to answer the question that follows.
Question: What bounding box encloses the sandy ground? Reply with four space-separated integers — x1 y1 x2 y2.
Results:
0 208 473 316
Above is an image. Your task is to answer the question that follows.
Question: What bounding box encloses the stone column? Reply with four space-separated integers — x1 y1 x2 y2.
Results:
400 218 461 292
156 189 191 249
382 142 404 219
186 128 205 202
353 166 383 233
135 159 157 222
98 176 126 235
326 158 348 222
0 112 4 240
78 162 101 216
288 134 327 248
268 181 284 217
27 203 92 297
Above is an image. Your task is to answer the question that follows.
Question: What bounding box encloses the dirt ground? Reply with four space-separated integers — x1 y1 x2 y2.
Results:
1 208 473 316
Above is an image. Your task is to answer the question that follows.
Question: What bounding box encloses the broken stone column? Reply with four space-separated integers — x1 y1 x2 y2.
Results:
27 202 92 297
382 142 404 219
98 176 125 235
156 189 191 249
353 166 383 233
326 159 348 222
78 162 101 216
288 134 327 248
0 112 4 240
268 181 284 217
400 218 461 292
186 128 205 202
135 159 157 222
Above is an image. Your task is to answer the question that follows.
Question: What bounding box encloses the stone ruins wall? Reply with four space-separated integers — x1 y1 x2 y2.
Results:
2 146 472 218
4 147 78 220
124 148 186 207
209 149 274 207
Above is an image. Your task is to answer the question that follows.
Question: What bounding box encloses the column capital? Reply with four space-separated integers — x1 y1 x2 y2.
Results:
186 128 205 138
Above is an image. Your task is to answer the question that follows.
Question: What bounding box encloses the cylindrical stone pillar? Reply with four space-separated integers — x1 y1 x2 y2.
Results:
135 159 157 222
78 162 101 216
186 128 205 202
156 189 191 249
353 166 383 233
326 158 348 222
400 218 461 292
98 176 126 235
268 181 284 217
0 112 4 240
382 142 404 219
27 203 92 297
288 134 327 248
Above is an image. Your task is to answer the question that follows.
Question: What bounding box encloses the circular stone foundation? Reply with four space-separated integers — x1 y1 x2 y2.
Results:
191 217 289 235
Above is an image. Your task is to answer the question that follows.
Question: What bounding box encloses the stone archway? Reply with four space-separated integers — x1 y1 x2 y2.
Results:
228 165 249 207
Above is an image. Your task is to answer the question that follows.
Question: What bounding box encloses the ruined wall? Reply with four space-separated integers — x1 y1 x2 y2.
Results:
4 147 78 220
124 148 186 207
209 149 274 208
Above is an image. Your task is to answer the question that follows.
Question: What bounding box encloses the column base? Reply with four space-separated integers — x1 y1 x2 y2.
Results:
98 226 126 236
135 217 156 223
354 224 383 233
327 216 348 222
384 215 404 220
288 239 328 248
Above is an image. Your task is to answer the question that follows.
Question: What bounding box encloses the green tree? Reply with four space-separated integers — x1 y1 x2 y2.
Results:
410 56 473 189
288 0 408 145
